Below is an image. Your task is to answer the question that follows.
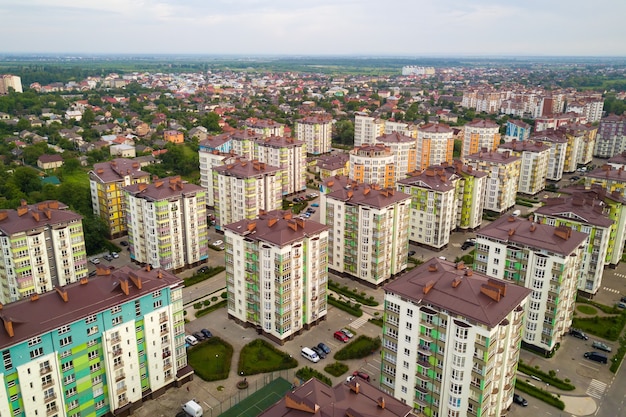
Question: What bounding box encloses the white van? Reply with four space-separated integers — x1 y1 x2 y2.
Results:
182 400 203 417
512 209 521 217
185 335 198 346
301 347 320 363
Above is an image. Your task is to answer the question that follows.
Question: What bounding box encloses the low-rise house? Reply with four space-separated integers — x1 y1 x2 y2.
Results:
37 154 64 170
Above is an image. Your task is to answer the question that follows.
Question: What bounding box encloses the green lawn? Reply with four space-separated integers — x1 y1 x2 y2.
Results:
187 337 233 381
334 335 381 360
576 305 597 315
238 339 298 375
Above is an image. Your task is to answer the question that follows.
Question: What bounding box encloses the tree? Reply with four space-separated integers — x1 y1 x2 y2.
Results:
199 112 222 133
10 167 42 195
334 120 354 146
81 108 95 126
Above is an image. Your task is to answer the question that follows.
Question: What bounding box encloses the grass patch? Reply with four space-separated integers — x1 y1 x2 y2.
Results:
334 335 381 360
517 361 575 390
610 335 626 373
295 366 332 386
327 294 363 317
196 300 227 317
515 379 564 410
184 266 226 286
576 305 597 315
577 298 622 314
324 361 349 377
572 312 626 341
187 337 233 381
238 339 298 376
328 280 379 306
368 317 383 327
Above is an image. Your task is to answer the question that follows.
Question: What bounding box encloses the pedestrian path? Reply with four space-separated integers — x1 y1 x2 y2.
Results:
614 273 626 279
349 313 372 329
602 286 621 294
585 379 607 399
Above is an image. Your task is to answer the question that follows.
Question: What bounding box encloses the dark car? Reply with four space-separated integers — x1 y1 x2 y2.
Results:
513 394 528 406
201 329 213 339
120 241 129 246
317 342 331 355
569 328 589 340
103 254 113 261
311 346 326 359
408 250 416 257
353 371 370 382
192 332 206 341
461 242 472 250
584 351 608 364
89 270 97 277
621 296 626 303
198 266 209 274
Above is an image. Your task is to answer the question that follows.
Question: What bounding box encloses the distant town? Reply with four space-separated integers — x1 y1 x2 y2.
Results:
0 56 625 417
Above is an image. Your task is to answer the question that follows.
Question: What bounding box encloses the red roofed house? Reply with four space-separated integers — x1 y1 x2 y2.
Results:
37 154 64 170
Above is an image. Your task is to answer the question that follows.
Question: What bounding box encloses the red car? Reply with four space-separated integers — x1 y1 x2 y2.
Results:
334 331 349 342
353 371 370 382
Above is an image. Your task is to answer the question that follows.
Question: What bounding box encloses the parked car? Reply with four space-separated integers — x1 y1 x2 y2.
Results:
90 257 100 265
584 351 608 364
120 241 129 246
311 346 326 359
317 342 331 355
198 266 209 274
311 203 319 207
618 301 626 309
461 240 476 250
193 331 206 341
621 295 626 303
213 240 223 246
340 328 354 339
185 335 198 346
513 394 528 406
103 254 113 261
201 329 213 339
353 371 370 382
408 250 416 257
89 270 97 277
592 341 612 352
569 328 589 340
111 252 119 259
334 331 349 342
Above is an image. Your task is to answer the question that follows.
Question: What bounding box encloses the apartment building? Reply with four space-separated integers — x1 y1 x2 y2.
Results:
229 130 264 159
199 134 235 207
124 176 208 272
212 158 283 230
0 201 88 305
566 97 604 123
534 113 584 132
585 164 626 195
376 132 418 183
0 74 23 94
0 265 191 417
315 153 349 180
254 136 307 196
384 119 419 138
295 114 333 155
89 158 151 238
466 150 521 214
503 119 531 143
498 141 550 195
462 119 501 159
382 258 530 417
349 144 396 188
607 151 626 170
475 215 587 355
559 123 596 169
224 210 329 344
532 130 568 181
416 123 454 170
243 118 285 138
594 114 626 158
326 184 410 286
534 186 626 295
354 112 385 147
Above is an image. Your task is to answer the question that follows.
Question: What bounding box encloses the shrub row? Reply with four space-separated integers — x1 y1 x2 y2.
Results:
334 335 381 360
515 379 565 410
195 300 227 317
296 366 332 386
184 266 226 286
368 317 383 327
517 362 575 390
324 361 349 377
610 335 626 373
327 295 363 317
328 281 379 306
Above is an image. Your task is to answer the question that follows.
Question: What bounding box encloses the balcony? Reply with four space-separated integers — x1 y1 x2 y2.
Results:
415 385 429 394
115 372 125 382
40 365 52 375
44 393 56 403
113 349 123 357
46 406 58 416
418 345 432 355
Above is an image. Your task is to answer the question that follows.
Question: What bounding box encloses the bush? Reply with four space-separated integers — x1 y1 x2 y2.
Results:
334 336 381 360
196 300 227 317
517 362 575 390
238 339 298 375
296 366 332 386
369 317 383 327
610 335 626 373
328 281 379 306
220 292 228 299
324 361 349 377
327 295 363 317
184 266 226 286
203 300 211 306
515 379 565 410
194 302 203 310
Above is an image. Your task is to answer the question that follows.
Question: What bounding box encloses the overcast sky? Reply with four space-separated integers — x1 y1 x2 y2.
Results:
1 0 625 57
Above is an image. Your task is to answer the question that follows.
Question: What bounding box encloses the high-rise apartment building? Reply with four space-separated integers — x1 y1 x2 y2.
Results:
243 118 285 138
0 74 23 94
89 158 151 238
254 136 306 195
594 115 626 158
503 119 531 143
213 158 283 230
349 144 396 188
124 176 208 272
354 112 385 147
376 132 418 183
0 265 191 417
532 130 568 181
224 211 329 343
462 119 501 159
326 184 410 286
475 215 587 355
199 135 234 207
0 200 88 304
295 114 333 155
416 123 454 170
466 150 521 214
382 258 530 417
498 141 550 195
534 186 626 295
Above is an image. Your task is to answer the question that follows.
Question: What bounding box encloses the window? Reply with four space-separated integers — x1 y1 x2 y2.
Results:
93 386 104 397
90 363 101 373
58 325 70 335
85 315 97 324
68 399 79 410
65 387 77 397
135 300 141 316
88 351 98 360
92 375 103 385
154 300 162 309
28 337 42 347
153 290 161 298
3 350 12 370
61 361 74 372
60 349 72 359
60 336 72 347
112 316 122 326
30 347 43 359
63 374 75 385
42 375 53 386
95 400 105 409
110 306 121 314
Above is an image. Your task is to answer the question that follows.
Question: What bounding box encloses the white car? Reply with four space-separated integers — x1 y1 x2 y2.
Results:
90 258 100 265
185 335 198 346
340 328 354 339
213 240 223 246
111 252 119 258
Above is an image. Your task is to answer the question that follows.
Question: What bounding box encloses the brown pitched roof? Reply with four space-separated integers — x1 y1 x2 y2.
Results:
326 183 411 208
0 201 81 236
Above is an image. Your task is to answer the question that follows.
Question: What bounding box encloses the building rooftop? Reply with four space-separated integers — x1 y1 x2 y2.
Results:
0 265 182 350
384 258 530 328
397 166 458 192
531 130 568 144
316 154 349 171
466 119 499 129
377 131 414 144
256 136 304 149
259 377 413 417
587 165 626 182
0 200 81 236
327 183 411 208
478 215 588 256
298 114 333 124
124 175 204 201
223 210 328 247
499 140 550 153
418 122 452 134
466 149 521 164
213 158 282 179
90 158 150 183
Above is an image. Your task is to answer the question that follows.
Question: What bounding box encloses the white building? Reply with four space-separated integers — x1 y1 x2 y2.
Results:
375 132 417 183
498 141 550 195
354 112 385 147
0 74 22 94
462 119 501 159
532 130 568 182
224 211 329 343
466 150 521 214
416 123 454 170
382 258 530 417
124 176 209 272
254 136 307 196
475 215 587 354
295 114 333 155
349 144 396 189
